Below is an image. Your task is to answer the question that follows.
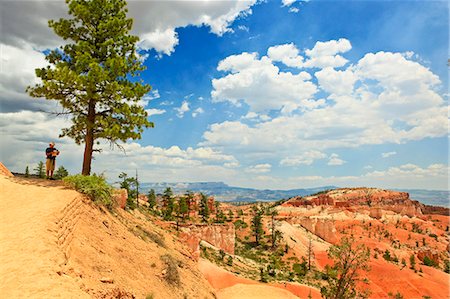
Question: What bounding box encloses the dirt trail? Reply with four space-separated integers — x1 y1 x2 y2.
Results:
0 175 216 299
0 176 90 298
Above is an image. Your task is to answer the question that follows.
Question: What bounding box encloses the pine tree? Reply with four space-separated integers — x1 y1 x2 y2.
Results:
162 187 174 220
251 205 264 246
199 193 210 223
54 166 69 179
25 166 30 178
307 235 315 270
27 0 153 175
34 161 45 178
147 189 156 209
227 210 234 222
268 208 279 249
118 172 137 209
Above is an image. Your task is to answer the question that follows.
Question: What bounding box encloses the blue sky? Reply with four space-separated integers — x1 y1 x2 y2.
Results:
0 0 448 190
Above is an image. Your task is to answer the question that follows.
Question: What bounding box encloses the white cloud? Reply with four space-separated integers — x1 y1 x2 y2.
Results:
381 151 397 158
245 163 272 174
315 67 357 95
130 0 258 55
267 43 303 68
280 150 327 166
145 89 160 101
212 52 317 113
175 101 190 118
146 108 166 117
328 153 346 166
237 25 250 32
282 0 297 6
139 28 179 56
364 163 448 182
0 43 51 112
205 42 447 166
192 107 205 118
303 38 352 68
1 1 259 57
289 7 300 13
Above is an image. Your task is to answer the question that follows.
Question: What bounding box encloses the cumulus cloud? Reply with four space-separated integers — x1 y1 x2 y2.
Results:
381 151 397 158
0 0 259 56
211 52 317 112
0 43 53 113
327 153 346 166
267 43 303 68
146 108 166 117
245 163 272 174
205 42 447 167
305 39 351 64
175 101 190 118
282 0 297 6
139 28 179 57
315 67 357 95
249 163 449 190
280 150 327 166
192 107 205 118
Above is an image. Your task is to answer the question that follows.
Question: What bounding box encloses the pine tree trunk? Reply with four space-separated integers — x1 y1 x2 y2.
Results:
82 100 95 175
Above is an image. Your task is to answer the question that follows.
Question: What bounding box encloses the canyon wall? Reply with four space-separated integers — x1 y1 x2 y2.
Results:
179 223 235 260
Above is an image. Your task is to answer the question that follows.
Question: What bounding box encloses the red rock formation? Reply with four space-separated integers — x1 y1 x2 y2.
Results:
112 189 127 209
421 204 450 216
369 207 383 219
178 223 235 260
283 188 428 217
417 247 439 265
292 217 337 244
0 162 13 177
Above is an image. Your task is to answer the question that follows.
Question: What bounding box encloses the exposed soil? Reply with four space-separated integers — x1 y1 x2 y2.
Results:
0 176 215 299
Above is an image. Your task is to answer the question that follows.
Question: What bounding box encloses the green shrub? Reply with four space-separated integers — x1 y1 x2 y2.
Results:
444 260 450 274
63 174 113 208
226 256 233 266
234 219 248 229
423 256 438 267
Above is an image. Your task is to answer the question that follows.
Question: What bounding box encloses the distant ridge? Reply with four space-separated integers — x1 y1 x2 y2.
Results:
139 182 450 207
139 182 337 202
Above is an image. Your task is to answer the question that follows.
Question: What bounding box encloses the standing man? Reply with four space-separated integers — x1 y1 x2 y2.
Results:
45 142 60 180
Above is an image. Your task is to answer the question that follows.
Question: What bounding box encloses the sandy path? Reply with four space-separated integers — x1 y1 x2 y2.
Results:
0 176 89 298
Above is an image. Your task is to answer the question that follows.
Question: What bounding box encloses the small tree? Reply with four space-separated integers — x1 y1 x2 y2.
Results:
25 166 30 178
227 210 234 222
177 196 189 222
307 235 315 270
443 260 450 274
321 237 371 299
54 166 69 179
409 254 416 270
118 172 138 208
199 193 210 223
148 189 156 209
401 258 407 268
34 161 45 178
162 187 174 220
251 205 264 246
